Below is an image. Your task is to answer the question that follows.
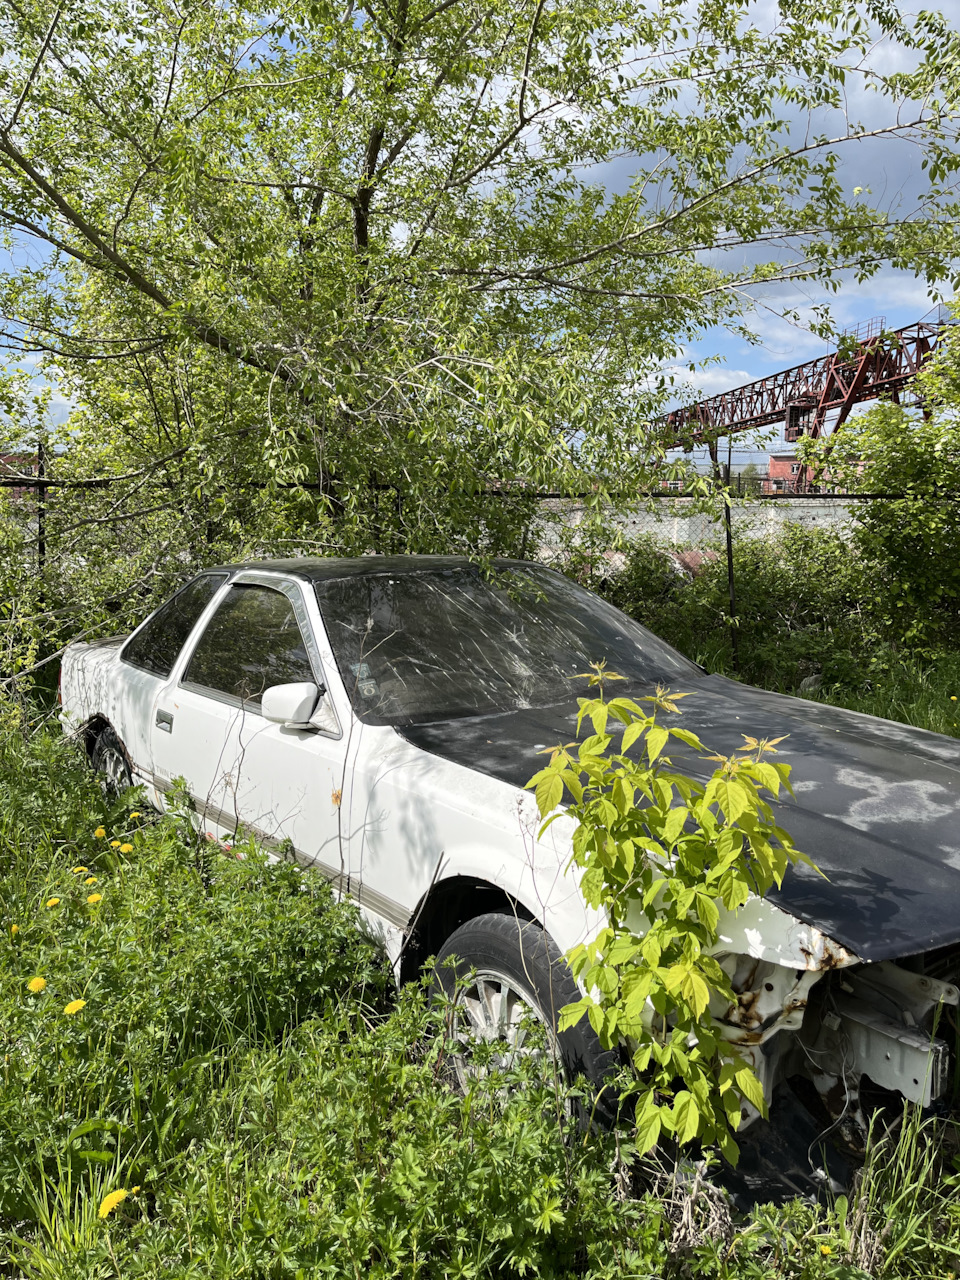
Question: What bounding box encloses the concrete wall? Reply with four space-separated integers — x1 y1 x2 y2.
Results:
540 496 859 553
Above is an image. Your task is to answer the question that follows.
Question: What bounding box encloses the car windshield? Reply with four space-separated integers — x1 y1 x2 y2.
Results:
315 565 702 725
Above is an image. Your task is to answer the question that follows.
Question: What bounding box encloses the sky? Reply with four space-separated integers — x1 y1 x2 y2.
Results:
642 10 955 466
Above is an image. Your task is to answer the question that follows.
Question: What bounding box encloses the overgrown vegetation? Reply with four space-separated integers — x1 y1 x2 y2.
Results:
1 716 958 1278
599 520 960 737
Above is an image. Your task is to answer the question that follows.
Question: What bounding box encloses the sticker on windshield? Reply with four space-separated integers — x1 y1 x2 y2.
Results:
350 662 380 699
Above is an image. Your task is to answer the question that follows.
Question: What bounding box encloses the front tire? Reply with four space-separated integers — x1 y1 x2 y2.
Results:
91 726 133 797
432 912 621 1124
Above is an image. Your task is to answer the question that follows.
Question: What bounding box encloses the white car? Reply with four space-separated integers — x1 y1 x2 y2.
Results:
59 556 960 1141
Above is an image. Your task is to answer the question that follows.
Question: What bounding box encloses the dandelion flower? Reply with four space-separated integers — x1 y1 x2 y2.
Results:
94 826 106 838
45 897 60 908
71 866 88 875
131 1186 140 1194
87 893 102 905
85 876 97 885
129 812 141 819
820 1245 832 1256
952 696 958 703
97 1188 128 1219
10 923 18 936
109 841 121 849
119 843 133 854
63 999 86 1015
27 976 46 993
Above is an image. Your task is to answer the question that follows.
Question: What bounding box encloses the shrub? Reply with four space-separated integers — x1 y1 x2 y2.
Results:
601 524 880 690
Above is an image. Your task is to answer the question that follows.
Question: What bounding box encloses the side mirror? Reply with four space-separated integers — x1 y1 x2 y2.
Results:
261 682 320 727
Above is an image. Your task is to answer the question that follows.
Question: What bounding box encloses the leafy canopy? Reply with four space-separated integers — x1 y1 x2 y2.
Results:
0 0 959 668
0 1 957 502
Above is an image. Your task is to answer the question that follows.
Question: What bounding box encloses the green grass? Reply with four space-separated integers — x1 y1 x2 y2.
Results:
804 651 960 738
1 714 959 1278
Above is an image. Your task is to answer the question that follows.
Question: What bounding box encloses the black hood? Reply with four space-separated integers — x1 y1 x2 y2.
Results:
398 675 960 963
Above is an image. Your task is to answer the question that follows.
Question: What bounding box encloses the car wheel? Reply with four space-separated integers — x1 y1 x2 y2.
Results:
432 912 621 1124
91 727 133 797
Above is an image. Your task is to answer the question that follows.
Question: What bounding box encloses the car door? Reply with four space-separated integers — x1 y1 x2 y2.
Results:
154 573 348 875
115 571 230 795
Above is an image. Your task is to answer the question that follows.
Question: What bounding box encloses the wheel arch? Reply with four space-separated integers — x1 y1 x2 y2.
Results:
80 717 136 780
399 874 540 984
80 714 113 762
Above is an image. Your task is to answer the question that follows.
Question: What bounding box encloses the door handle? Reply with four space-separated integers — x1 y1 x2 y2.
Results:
156 709 174 733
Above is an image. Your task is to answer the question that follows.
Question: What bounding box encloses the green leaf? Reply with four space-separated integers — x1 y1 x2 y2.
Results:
730 1058 768 1116
686 969 711 1018
558 996 592 1031
535 772 564 816
646 724 669 763
634 1098 663 1155
695 892 720 933
672 1090 701 1144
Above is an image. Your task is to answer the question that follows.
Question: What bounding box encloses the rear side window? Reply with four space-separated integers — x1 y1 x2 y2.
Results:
181 583 314 708
121 575 227 677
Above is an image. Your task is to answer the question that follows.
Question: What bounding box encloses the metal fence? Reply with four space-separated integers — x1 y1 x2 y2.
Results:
0 462 911 684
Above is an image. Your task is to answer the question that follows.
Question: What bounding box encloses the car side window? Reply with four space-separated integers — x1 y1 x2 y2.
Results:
121 574 227 677
182 583 315 708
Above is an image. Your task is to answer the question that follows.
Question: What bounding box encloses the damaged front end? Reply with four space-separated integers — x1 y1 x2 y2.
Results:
714 921 960 1146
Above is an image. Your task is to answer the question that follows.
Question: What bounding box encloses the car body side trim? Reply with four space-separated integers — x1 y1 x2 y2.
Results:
148 772 409 929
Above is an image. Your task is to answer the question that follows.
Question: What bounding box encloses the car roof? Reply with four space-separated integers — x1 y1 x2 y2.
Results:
204 554 539 584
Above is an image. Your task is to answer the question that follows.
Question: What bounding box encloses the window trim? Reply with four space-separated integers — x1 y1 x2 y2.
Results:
176 573 341 739
119 572 229 678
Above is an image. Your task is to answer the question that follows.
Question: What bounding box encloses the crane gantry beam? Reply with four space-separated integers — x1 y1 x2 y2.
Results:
661 308 954 447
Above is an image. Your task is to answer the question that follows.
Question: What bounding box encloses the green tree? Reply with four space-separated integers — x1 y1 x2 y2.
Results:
736 462 762 496
0 0 958 664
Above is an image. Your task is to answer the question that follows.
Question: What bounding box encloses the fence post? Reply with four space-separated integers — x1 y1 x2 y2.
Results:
36 433 46 576
709 438 740 675
722 459 740 675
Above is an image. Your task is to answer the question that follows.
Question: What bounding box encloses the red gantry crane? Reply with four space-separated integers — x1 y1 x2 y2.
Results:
662 306 955 446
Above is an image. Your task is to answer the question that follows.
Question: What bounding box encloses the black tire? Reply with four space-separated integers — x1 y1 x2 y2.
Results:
432 912 622 1125
91 726 133 797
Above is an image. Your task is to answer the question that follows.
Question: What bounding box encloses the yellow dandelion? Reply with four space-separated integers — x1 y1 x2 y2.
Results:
97 1188 128 1219
119 843 133 854
10 923 19 936
87 893 102 905
71 866 88 875
109 841 121 849
94 826 106 838
952 696 958 703
820 1244 832 1256
84 876 97 885
129 812 141 819
27 976 46 993
45 897 60 908
63 999 86 1015
132 1185 140 1194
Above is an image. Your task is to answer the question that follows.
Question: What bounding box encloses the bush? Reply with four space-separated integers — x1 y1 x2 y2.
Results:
803 326 960 649
602 524 881 691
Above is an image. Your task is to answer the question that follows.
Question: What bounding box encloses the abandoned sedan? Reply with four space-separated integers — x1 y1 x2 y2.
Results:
59 556 960 1143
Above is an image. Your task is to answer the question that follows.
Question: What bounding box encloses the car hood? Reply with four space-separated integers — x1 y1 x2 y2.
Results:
398 674 960 962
